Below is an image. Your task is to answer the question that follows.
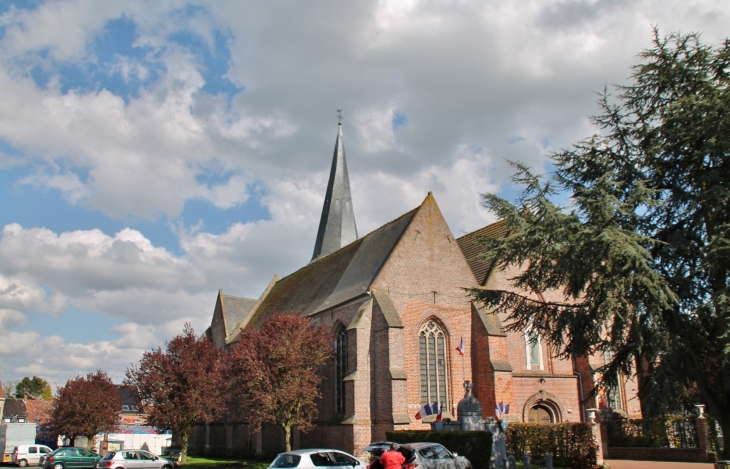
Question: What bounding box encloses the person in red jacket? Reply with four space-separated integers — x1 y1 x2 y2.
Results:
379 443 405 469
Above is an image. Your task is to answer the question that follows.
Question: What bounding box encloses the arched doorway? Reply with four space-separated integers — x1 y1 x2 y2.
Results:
522 391 566 423
528 403 555 424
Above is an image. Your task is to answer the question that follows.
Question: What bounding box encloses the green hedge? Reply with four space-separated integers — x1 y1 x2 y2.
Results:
505 423 597 469
386 430 492 469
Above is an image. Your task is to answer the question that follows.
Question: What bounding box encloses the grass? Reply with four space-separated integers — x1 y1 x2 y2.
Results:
181 456 269 469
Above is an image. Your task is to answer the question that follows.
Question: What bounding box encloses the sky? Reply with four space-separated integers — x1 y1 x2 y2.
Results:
0 0 728 387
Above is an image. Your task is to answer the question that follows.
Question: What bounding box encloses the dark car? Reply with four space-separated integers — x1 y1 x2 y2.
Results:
363 442 471 469
44 448 102 469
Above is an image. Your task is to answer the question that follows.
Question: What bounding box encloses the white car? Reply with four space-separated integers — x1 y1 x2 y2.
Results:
12 445 53 467
269 449 362 469
96 450 176 469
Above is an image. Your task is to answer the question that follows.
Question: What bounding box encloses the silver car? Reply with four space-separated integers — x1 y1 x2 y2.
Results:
96 450 176 469
364 442 471 469
268 449 363 469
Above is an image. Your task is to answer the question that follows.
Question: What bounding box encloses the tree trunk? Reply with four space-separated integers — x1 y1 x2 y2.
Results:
284 425 291 452
86 435 95 451
181 431 189 465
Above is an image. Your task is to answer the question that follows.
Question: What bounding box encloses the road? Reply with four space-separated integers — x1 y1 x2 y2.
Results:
605 460 716 469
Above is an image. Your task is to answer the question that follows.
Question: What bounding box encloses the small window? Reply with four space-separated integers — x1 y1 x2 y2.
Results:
334 327 348 414
123 452 138 460
432 446 451 459
330 452 356 466
418 448 438 460
525 331 543 371
41 448 51 454
29 448 38 454
271 454 300 468
103 453 116 460
310 453 333 467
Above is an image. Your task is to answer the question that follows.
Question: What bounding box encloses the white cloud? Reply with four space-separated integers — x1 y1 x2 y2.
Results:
0 0 729 384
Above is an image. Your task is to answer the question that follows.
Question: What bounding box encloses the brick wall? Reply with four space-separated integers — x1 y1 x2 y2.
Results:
372 194 479 429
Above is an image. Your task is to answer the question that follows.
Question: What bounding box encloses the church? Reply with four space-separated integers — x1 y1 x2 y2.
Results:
200 123 642 457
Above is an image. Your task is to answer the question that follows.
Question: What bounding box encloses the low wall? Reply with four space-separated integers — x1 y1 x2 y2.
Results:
607 447 714 462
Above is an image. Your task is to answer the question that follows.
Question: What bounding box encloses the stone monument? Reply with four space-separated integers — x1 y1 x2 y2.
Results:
431 381 507 469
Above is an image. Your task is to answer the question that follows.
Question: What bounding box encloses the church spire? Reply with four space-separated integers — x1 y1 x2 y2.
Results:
312 121 358 261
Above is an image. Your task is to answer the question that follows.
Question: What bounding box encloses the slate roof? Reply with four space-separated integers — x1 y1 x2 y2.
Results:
312 124 358 261
228 206 418 344
116 385 142 413
456 220 509 286
2 398 27 420
220 294 258 337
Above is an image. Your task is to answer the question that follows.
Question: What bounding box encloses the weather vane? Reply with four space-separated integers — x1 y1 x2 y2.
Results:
337 109 343 124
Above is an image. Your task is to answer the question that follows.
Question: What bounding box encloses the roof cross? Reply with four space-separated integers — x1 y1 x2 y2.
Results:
337 108 343 124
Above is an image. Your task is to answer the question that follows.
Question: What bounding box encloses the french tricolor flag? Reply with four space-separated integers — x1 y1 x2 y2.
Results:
415 402 442 421
456 337 465 356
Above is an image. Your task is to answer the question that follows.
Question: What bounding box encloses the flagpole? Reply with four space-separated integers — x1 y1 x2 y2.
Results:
462 352 465 385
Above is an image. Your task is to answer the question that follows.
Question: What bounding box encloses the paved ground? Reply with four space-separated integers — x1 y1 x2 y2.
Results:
605 460 716 469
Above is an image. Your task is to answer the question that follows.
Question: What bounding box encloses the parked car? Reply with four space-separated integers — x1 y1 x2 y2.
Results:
43 447 102 469
268 449 362 469
96 450 176 469
363 442 471 469
12 445 53 467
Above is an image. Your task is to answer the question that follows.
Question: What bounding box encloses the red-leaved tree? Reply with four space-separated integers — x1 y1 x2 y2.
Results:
227 313 333 451
47 370 121 449
125 323 225 463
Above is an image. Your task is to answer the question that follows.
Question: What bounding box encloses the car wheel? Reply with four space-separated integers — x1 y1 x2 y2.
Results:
162 465 172 469
53 463 64 469
18 460 28 468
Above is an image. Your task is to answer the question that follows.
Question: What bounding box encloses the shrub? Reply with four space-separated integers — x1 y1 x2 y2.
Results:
505 423 597 469
386 430 492 469
606 418 671 448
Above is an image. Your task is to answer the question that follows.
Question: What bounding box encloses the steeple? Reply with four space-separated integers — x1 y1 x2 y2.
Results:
312 123 358 261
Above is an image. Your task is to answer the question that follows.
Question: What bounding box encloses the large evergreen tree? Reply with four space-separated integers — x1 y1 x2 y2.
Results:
15 376 52 400
472 30 730 458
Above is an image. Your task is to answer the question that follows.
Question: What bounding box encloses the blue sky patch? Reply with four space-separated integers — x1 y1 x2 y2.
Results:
167 28 242 100
392 112 408 130
17 306 127 348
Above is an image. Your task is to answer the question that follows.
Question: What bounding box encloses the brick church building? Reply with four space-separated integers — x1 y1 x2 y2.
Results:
199 123 642 457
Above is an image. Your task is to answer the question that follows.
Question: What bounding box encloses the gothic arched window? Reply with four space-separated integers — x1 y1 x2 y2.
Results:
335 326 348 414
419 320 449 410
525 331 544 371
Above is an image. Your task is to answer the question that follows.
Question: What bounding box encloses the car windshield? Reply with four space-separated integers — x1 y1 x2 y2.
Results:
432 446 451 459
271 454 301 468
